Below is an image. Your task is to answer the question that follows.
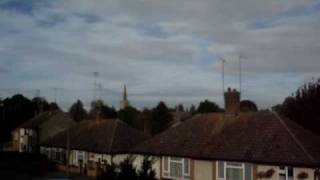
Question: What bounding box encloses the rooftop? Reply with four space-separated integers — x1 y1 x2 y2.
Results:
133 111 320 167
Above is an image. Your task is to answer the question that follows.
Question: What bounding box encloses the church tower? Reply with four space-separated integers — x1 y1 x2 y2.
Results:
120 84 130 110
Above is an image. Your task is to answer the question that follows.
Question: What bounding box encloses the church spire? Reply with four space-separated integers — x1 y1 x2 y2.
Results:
123 84 127 101
120 84 130 110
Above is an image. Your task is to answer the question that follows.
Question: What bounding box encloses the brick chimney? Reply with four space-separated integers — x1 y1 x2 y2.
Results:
224 87 240 114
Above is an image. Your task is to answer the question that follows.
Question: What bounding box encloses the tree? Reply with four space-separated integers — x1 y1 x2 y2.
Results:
89 100 117 119
118 156 138 180
97 156 156 180
151 102 173 135
138 156 156 180
49 102 60 111
69 100 87 122
189 104 196 114
118 106 141 129
197 100 222 113
0 94 61 144
240 100 258 112
0 94 35 143
97 162 118 180
279 78 320 135
31 97 50 115
176 104 185 112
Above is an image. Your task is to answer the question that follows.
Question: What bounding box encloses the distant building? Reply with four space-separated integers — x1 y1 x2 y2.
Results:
120 84 130 110
10 110 75 153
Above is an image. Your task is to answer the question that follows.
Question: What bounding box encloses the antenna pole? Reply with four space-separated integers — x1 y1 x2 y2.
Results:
219 56 226 108
54 88 57 103
239 55 242 98
219 57 226 94
93 72 99 101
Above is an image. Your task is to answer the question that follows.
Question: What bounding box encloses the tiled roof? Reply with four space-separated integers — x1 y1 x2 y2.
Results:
20 111 58 129
19 110 76 142
133 111 320 167
41 119 151 154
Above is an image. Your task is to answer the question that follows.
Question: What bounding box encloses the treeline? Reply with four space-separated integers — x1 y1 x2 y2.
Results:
69 98 257 136
0 95 59 143
273 78 320 135
68 99 226 135
0 93 259 144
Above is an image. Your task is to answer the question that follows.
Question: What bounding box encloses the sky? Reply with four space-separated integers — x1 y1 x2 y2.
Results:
0 0 319 110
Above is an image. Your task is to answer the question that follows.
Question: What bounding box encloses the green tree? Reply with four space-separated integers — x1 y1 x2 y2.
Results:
177 104 185 112
189 104 196 114
279 78 320 134
118 156 138 180
69 100 87 122
118 106 140 128
151 102 173 135
138 156 156 180
31 97 50 115
89 100 117 119
197 100 222 113
97 162 118 180
0 94 35 143
240 100 258 112
49 102 60 111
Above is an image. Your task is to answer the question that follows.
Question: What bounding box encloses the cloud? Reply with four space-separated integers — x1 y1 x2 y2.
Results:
0 0 319 110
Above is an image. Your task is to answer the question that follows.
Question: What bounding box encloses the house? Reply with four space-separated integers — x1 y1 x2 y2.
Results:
40 119 151 177
131 88 320 180
11 110 75 153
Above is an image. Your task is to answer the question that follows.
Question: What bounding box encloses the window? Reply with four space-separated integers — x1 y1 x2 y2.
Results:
162 157 190 180
50 149 56 160
279 166 294 180
216 161 252 180
76 151 85 166
20 129 25 136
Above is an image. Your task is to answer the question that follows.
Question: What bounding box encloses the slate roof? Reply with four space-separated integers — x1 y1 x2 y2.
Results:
133 111 320 167
41 119 151 154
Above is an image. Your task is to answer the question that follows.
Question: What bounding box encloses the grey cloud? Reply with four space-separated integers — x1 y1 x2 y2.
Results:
0 0 319 110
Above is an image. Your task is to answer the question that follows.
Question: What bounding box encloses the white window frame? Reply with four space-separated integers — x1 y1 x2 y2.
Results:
216 161 252 180
278 166 294 180
162 157 190 180
75 151 85 166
